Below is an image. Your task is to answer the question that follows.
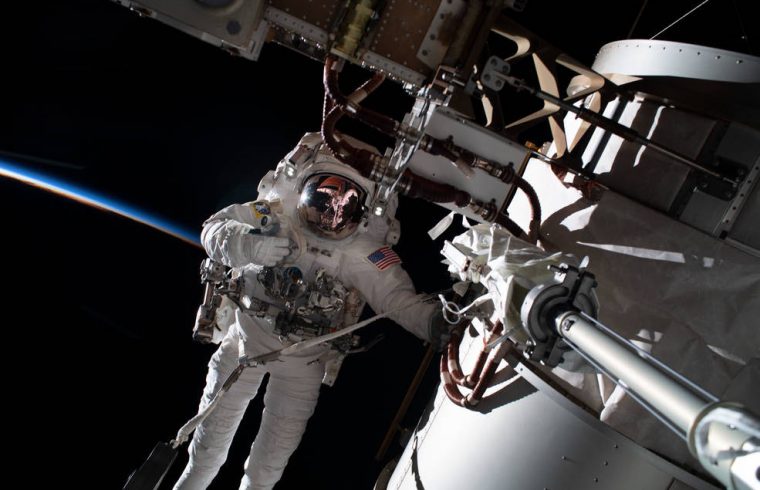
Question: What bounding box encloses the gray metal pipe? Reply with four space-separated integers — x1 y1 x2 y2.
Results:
555 312 712 437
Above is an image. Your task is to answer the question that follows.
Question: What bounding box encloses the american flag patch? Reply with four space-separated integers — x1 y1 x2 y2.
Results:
366 246 401 271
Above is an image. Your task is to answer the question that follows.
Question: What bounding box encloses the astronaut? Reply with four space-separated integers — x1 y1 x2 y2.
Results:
174 133 444 490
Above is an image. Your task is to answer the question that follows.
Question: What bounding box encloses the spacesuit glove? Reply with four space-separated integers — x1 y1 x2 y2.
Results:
244 234 292 266
428 310 454 353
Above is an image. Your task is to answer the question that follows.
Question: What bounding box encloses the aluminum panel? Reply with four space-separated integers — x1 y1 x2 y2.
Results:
368 0 440 79
407 107 531 222
114 0 267 57
267 0 342 30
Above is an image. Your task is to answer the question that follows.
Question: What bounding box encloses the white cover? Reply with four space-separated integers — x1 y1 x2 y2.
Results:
510 159 760 467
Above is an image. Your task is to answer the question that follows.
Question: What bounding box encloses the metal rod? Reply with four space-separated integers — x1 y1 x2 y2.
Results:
579 312 719 403
556 312 712 436
626 0 649 38
497 74 735 183
562 335 688 438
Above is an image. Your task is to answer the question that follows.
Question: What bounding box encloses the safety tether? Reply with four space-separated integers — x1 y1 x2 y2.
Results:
171 295 435 448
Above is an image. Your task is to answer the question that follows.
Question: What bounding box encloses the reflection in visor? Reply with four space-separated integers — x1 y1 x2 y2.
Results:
298 173 367 239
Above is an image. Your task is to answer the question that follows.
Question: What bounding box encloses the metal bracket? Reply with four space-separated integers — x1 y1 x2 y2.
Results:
520 264 598 367
480 56 511 92
696 158 751 201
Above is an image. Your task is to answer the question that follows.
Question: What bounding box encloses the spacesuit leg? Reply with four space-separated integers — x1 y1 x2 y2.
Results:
174 332 266 490
239 358 324 490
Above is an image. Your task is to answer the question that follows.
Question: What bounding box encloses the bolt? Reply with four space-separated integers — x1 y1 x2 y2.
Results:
226 20 242 35
603 461 608 466
724 190 734 199
698 181 708 189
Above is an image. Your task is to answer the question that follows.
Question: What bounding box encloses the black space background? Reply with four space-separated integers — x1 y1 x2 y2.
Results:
1 1 757 488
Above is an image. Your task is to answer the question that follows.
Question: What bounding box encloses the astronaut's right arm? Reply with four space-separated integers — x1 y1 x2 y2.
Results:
201 202 290 268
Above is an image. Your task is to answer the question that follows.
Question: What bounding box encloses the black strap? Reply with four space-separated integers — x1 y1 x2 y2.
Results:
122 441 178 490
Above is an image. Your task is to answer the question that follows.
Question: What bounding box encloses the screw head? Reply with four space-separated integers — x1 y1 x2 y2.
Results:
226 20 242 35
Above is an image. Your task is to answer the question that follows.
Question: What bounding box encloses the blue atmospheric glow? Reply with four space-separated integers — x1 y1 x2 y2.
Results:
0 158 200 247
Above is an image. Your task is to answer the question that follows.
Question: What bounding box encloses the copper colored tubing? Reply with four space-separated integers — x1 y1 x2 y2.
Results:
495 214 530 242
400 169 471 206
321 107 378 176
514 175 542 242
321 105 345 156
355 106 399 137
465 322 503 387
441 321 506 407
321 69 385 164
322 74 471 206
322 94 348 158
322 92 332 119
324 57 398 137
321 57 384 155
424 134 542 241
440 353 469 407
323 57 543 237
468 346 503 403
321 59 387 176
350 71 385 103
465 351 488 388
323 56 342 103
321 58 473 209
445 326 468 385
423 136 461 164
322 106 351 159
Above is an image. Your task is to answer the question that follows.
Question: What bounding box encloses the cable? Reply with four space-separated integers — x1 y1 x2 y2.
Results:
649 0 711 40
626 0 649 38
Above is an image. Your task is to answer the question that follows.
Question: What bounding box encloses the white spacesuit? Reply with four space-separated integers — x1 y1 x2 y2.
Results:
174 134 441 490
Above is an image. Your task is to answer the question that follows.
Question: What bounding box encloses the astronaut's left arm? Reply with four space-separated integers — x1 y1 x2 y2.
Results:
343 250 438 343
